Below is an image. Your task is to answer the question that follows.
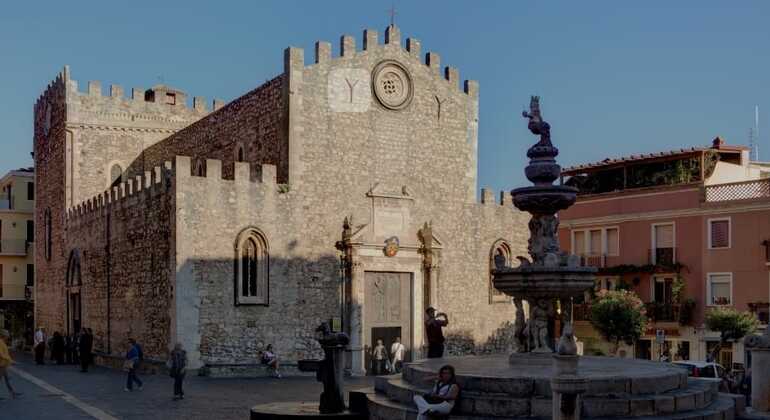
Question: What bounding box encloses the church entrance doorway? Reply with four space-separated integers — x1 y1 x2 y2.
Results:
363 271 412 375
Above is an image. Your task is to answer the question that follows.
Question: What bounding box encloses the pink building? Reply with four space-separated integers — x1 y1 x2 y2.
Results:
558 137 770 369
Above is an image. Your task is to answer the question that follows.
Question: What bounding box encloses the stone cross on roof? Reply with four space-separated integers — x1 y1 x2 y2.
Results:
387 5 397 26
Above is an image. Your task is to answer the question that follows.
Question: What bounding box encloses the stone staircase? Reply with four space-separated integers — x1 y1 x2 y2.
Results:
366 366 742 419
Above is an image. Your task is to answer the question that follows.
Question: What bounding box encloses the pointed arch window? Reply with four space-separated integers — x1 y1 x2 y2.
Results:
235 228 269 305
235 144 245 163
489 240 513 303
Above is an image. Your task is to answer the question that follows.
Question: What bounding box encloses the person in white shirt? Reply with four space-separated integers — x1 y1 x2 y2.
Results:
34 327 46 365
260 344 281 378
390 337 405 373
413 364 460 420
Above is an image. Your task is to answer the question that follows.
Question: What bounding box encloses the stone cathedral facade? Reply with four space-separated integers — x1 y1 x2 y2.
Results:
33 24 528 375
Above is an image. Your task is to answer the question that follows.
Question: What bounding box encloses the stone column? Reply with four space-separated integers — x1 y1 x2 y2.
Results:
348 259 366 376
551 355 587 420
750 348 770 412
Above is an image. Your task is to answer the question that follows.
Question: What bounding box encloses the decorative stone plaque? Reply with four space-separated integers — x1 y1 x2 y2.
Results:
372 60 413 110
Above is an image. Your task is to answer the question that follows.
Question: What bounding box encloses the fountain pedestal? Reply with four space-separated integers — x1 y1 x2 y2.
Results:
551 355 587 420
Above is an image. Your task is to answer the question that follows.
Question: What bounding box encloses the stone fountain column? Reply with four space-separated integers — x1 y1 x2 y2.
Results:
492 96 596 420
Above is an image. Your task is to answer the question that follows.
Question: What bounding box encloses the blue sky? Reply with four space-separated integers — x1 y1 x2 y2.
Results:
1 1 769 193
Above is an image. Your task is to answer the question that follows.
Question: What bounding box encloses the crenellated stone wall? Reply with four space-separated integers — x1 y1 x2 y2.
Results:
34 24 531 374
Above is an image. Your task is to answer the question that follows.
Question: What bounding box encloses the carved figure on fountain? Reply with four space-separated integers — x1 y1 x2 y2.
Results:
513 297 528 353
528 299 553 353
527 215 560 264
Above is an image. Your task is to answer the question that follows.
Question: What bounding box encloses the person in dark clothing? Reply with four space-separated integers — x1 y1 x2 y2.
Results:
52 332 65 365
78 328 93 373
740 369 752 407
168 343 187 400
71 332 80 365
425 307 449 358
64 334 73 364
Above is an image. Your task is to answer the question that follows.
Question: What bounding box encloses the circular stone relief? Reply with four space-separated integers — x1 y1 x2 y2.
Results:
372 60 413 110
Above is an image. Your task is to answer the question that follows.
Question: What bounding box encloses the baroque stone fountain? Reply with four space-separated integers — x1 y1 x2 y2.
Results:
492 95 596 355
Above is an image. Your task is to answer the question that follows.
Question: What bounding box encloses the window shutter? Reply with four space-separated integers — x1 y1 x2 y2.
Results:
709 274 732 305
655 225 674 248
573 231 585 255
606 228 619 255
590 230 602 255
710 220 729 248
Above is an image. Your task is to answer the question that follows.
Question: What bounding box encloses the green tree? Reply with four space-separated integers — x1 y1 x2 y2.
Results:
704 307 759 363
590 290 648 355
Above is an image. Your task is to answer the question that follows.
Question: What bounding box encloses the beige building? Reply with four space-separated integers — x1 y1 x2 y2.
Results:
0 168 35 344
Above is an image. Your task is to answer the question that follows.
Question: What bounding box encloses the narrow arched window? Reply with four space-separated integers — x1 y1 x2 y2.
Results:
44 208 52 261
194 160 206 177
236 145 245 163
235 228 268 305
109 164 123 188
489 240 512 303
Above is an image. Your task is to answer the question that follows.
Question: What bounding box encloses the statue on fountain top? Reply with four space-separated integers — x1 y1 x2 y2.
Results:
522 95 552 148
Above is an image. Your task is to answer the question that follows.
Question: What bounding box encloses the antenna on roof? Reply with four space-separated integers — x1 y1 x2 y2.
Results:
749 105 760 161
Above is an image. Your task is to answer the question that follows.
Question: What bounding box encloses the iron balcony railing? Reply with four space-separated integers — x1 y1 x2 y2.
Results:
704 178 770 203
580 254 607 268
649 247 676 266
645 302 681 323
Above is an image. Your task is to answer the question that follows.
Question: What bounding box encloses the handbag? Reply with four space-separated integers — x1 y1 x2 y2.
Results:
122 359 134 372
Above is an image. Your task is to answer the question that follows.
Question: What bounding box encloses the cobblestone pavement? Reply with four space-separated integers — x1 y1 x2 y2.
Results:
1 352 374 420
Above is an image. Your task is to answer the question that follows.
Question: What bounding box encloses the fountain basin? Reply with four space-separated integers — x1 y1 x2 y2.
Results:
512 185 578 214
493 266 596 300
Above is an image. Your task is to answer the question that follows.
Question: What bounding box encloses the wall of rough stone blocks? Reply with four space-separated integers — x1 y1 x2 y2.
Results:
284 26 530 353
135 75 286 183
33 68 69 335
172 156 334 368
64 166 175 359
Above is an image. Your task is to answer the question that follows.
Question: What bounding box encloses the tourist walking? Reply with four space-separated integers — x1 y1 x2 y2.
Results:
78 328 92 372
413 365 460 420
0 330 22 399
260 344 281 378
371 339 388 375
124 338 143 392
390 337 406 373
425 307 448 358
168 343 187 400
34 327 46 365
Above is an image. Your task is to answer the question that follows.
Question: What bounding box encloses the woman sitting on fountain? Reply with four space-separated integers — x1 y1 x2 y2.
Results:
413 365 460 419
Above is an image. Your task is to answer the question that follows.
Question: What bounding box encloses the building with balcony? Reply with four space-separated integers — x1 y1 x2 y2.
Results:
558 137 770 370
0 168 35 345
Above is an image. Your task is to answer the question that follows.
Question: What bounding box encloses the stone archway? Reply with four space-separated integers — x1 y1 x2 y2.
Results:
65 250 82 336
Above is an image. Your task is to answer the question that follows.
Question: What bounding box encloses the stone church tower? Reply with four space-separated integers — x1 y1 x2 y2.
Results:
33 25 528 374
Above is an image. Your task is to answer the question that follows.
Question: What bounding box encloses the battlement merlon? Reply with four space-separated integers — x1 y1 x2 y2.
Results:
173 156 278 185
298 24 478 97
33 66 224 134
65 159 173 225
34 65 69 112
67 155 280 224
